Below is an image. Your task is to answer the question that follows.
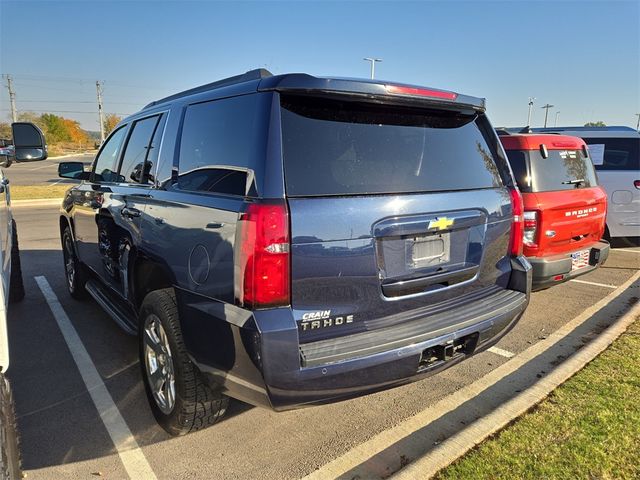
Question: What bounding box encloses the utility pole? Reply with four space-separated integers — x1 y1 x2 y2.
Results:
526 97 535 126
541 103 554 128
554 111 560 127
4 75 18 123
636 113 640 131
363 57 382 79
96 80 105 144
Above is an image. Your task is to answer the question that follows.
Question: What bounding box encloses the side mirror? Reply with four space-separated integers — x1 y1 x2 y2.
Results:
58 162 89 180
11 122 48 162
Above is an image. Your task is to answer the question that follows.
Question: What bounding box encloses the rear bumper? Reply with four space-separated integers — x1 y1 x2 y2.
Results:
187 257 531 411
528 240 610 291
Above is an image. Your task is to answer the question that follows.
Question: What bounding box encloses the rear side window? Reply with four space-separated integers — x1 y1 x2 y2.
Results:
504 150 531 192
177 95 260 196
507 149 597 193
582 137 640 171
280 96 504 196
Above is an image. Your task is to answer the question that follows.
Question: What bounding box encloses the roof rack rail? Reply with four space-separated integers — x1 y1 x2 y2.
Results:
143 68 273 109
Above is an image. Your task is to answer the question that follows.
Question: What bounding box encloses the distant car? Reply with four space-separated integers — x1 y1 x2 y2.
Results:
509 126 639 246
499 132 609 290
0 122 48 479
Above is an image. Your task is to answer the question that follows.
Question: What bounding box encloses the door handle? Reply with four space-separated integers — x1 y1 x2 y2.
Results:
122 207 142 218
206 222 224 229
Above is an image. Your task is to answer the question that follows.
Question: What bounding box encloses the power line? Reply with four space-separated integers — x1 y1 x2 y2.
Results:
0 108 132 115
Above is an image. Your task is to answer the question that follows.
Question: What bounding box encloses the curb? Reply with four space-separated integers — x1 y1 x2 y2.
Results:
393 276 640 479
12 198 63 208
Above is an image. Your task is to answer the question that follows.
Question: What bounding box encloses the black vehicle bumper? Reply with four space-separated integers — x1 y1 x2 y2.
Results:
529 240 610 291
185 257 532 411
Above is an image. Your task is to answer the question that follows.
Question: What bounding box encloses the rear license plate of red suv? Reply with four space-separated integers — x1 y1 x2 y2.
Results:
571 249 590 271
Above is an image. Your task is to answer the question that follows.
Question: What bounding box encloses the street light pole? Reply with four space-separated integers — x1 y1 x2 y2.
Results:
363 57 382 79
636 113 640 131
526 97 535 126
554 111 560 127
541 104 554 128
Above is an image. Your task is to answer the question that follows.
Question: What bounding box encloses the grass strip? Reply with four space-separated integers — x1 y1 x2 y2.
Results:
437 316 640 480
11 184 70 200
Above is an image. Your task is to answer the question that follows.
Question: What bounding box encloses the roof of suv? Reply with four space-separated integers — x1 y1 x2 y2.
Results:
141 68 486 113
500 133 586 151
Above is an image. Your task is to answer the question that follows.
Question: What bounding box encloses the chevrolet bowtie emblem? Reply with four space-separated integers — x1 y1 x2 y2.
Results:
428 217 454 231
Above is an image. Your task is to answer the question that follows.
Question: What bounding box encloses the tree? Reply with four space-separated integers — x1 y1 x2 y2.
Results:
104 114 122 136
584 121 606 127
0 123 10 139
41 113 71 143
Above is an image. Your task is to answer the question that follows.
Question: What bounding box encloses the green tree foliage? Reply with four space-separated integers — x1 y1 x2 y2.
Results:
15 112 91 148
41 114 72 143
0 123 11 139
104 114 122 136
584 121 606 127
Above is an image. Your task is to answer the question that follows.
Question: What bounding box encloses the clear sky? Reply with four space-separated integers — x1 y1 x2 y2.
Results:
1 0 638 131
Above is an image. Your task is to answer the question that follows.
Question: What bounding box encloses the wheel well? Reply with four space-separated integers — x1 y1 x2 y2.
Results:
59 216 74 244
133 259 174 309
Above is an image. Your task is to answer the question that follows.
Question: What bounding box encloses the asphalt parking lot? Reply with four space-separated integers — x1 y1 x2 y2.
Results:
8 204 640 480
6 153 93 186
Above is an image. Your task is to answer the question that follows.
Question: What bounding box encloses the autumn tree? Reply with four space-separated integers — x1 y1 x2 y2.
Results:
103 114 122 136
0 123 10 139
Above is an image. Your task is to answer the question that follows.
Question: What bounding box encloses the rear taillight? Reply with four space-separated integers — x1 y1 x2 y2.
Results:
634 180 640 189
508 188 524 257
523 210 539 247
235 201 290 309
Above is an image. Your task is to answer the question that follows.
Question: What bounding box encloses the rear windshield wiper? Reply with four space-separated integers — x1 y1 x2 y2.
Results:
561 178 585 186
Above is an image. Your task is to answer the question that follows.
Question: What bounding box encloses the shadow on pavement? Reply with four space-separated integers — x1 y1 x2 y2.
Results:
8 248 253 471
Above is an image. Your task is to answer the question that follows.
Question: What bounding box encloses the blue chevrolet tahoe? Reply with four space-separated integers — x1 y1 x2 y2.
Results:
57 69 532 435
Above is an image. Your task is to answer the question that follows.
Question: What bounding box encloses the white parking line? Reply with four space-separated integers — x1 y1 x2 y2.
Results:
28 163 55 171
487 346 515 358
614 248 640 253
570 279 617 289
35 276 157 480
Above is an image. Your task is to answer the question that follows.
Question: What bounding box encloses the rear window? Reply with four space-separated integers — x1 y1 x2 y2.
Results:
280 96 504 196
581 137 640 171
506 149 597 193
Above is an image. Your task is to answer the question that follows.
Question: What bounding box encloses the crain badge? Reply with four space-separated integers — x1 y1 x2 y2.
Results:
428 217 454 231
299 310 354 331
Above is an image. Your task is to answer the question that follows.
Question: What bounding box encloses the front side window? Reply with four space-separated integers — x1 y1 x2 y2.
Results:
92 126 127 182
177 95 260 196
119 115 161 184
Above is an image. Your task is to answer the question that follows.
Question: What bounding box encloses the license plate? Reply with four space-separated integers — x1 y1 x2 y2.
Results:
571 249 590 271
408 233 450 268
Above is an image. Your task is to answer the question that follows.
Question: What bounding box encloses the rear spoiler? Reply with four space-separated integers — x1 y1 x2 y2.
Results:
258 74 486 112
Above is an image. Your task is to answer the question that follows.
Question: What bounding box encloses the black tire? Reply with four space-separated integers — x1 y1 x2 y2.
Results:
139 288 228 436
62 226 87 299
0 374 21 480
8 219 24 304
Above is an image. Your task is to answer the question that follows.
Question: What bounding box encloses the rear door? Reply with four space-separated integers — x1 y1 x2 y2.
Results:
507 148 606 256
280 95 515 344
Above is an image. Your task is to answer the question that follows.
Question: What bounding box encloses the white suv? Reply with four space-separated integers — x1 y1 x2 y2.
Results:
0 122 47 479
